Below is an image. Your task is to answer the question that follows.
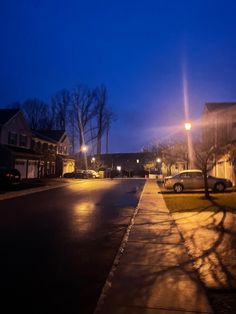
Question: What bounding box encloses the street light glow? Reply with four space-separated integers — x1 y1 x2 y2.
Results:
81 145 87 152
156 158 161 163
184 122 192 131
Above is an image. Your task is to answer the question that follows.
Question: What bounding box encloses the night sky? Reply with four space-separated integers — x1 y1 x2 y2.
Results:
1 0 236 152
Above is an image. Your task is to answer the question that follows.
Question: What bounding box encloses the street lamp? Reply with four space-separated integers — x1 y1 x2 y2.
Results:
117 166 121 172
81 145 88 170
184 122 192 169
184 122 192 131
91 157 95 163
81 145 87 152
156 158 162 177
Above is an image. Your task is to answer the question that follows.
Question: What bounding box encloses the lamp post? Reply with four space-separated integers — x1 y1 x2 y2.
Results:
156 158 162 178
81 145 88 170
184 122 192 169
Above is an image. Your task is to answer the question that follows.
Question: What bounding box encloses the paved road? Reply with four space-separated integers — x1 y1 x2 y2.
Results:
0 179 145 314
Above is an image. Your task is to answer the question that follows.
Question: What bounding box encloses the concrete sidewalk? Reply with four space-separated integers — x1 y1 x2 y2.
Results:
96 179 213 314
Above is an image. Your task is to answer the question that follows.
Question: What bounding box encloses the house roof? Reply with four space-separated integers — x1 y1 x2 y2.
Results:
205 102 236 112
0 109 20 125
33 130 66 143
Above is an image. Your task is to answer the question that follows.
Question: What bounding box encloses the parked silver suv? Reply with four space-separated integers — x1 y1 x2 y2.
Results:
164 170 232 193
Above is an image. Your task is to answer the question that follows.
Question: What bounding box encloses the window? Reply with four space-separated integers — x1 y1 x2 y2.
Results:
189 172 203 178
58 146 63 154
179 173 190 178
63 146 68 155
19 134 28 147
8 132 17 145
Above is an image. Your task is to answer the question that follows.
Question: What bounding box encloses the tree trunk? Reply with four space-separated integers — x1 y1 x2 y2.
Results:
203 169 210 199
106 127 109 154
97 135 102 155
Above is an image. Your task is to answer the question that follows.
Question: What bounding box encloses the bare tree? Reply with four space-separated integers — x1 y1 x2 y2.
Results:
71 85 97 148
157 138 187 176
8 84 115 158
94 85 108 155
194 139 227 199
51 89 70 130
22 98 53 130
104 109 116 154
93 85 115 155
67 109 76 154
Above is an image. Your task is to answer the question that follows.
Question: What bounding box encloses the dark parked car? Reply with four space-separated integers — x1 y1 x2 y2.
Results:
0 167 21 187
164 169 232 193
63 170 100 179
63 171 76 178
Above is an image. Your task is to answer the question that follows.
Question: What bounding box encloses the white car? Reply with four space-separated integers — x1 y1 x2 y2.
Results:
83 170 100 178
164 170 232 193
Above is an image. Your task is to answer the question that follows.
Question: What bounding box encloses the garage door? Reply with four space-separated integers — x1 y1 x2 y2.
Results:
15 159 27 179
28 160 38 178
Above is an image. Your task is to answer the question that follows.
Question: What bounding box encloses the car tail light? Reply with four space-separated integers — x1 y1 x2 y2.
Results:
6 173 13 177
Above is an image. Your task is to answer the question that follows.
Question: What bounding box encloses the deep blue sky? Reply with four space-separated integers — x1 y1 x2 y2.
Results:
1 0 236 152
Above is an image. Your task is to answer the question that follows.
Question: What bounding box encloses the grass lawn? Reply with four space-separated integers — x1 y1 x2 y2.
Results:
159 186 236 213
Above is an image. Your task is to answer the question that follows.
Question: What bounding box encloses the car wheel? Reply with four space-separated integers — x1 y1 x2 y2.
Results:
214 182 225 192
173 183 183 193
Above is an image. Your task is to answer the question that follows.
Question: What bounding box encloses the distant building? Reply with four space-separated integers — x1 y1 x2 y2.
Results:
0 108 75 178
89 152 162 177
202 102 236 184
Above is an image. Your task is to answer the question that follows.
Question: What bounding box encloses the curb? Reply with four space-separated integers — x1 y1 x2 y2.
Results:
0 183 72 201
94 180 146 313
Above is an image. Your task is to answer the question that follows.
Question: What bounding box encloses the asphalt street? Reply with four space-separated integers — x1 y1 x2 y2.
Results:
0 179 145 314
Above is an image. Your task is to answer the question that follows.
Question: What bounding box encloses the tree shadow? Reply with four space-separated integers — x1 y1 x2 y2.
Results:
99 208 214 312
98 181 236 313
168 197 236 312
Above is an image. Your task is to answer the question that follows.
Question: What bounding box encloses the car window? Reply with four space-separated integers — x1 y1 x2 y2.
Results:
189 172 203 178
179 173 190 178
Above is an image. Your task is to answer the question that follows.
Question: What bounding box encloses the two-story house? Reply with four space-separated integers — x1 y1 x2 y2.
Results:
0 108 42 178
0 108 75 178
32 130 75 177
202 102 236 184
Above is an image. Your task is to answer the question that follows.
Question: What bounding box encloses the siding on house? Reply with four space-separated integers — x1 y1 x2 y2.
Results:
202 103 236 185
